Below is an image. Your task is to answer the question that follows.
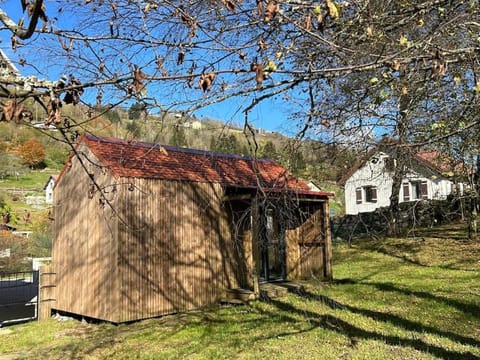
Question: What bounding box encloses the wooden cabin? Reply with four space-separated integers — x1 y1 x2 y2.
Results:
52 134 333 323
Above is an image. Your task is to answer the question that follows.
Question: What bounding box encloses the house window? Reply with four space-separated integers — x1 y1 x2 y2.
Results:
364 186 377 203
411 181 421 200
420 181 428 199
356 188 362 204
403 181 428 201
355 186 377 204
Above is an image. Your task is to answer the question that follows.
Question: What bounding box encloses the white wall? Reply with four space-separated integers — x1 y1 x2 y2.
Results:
345 154 453 215
345 154 393 215
45 179 54 204
400 173 451 201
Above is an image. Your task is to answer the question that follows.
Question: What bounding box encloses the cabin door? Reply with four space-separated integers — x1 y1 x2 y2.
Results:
260 208 286 281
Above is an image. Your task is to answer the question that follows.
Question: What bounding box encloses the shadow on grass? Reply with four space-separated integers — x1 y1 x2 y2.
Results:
295 289 480 349
269 295 480 360
375 247 430 267
412 224 471 240
336 278 480 319
355 238 431 268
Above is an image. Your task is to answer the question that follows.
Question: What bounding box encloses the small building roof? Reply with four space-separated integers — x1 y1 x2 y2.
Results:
62 134 332 197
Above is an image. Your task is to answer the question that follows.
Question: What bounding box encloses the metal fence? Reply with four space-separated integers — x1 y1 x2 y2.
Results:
0 271 39 326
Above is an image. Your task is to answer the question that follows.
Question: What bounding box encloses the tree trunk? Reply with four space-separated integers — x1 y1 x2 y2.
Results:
386 106 410 237
387 153 407 236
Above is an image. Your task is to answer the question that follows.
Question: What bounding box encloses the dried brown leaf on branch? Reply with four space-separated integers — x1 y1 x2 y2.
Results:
110 1 118 17
198 72 216 92
251 63 265 85
1 100 25 123
264 1 279 23
432 50 446 79
63 75 84 105
127 65 148 95
305 13 312 31
144 2 158 13
176 6 197 37
391 59 401 71
258 39 267 51
46 98 62 125
256 0 263 16
222 0 236 12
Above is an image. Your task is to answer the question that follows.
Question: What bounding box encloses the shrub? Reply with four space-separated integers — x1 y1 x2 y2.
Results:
16 139 46 169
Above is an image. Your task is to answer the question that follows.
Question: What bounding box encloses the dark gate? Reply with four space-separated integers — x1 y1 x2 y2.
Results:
0 271 39 326
261 207 286 282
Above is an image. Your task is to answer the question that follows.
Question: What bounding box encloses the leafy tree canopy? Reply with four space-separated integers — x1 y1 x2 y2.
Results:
16 138 45 168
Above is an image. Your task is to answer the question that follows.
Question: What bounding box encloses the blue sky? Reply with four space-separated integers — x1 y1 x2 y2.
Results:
0 2 296 135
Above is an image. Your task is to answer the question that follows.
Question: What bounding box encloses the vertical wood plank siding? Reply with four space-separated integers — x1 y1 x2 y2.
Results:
52 144 119 322
285 201 330 280
117 178 238 322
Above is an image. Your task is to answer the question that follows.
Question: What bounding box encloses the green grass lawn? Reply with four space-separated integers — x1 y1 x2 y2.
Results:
0 170 55 190
0 224 479 359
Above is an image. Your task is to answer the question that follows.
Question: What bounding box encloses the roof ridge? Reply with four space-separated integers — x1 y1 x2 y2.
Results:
83 133 274 163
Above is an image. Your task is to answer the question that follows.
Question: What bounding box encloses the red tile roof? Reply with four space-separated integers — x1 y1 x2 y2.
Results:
416 150 464 174
77 134 330 196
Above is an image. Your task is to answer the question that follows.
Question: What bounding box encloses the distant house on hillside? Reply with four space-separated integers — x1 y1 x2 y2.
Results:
339 145 463 215
44 176 57 204
52 134 333 323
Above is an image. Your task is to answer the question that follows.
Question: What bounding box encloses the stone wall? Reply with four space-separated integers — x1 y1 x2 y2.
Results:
332 198 461 240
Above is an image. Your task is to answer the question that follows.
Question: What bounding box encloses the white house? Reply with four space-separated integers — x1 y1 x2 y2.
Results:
43 176 57 204
340 149 460 215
